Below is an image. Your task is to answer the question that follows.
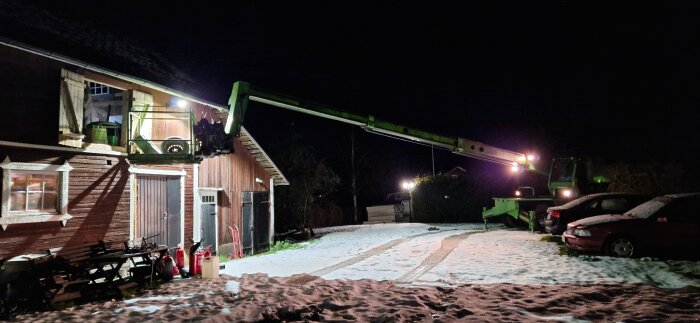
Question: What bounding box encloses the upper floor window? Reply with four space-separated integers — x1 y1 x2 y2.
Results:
88 81 110 96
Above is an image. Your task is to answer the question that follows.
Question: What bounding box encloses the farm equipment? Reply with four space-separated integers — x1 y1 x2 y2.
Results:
221 81 612 230
133 80 610 230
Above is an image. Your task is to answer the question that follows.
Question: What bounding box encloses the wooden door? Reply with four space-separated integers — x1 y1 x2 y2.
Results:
135 175 181 247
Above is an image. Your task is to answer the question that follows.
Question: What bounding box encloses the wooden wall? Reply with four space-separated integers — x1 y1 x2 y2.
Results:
0 148 130 259
198 139 272 246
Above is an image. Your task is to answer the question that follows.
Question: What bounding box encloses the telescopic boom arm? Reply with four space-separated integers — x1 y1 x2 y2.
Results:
225 81 535 170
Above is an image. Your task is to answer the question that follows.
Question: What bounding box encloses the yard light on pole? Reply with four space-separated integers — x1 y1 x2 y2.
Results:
401 180 416 222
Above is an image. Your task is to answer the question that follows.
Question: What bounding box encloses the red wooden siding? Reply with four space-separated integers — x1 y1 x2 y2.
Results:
198 138 271 247
0 149 130 259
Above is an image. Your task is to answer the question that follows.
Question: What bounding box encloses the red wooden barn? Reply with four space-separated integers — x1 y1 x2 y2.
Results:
0 37 288 260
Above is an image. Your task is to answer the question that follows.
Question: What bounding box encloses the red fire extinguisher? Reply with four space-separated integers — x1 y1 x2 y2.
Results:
188 240 202 277
175 245 186 268
193 249 203 276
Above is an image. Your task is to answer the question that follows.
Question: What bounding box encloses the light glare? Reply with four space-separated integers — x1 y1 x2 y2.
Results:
176 99 188 108
562 189 572 198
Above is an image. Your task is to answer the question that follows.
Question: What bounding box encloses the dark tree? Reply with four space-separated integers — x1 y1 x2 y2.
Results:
271 132 340 234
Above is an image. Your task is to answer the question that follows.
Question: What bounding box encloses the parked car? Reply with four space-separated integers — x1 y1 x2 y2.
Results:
545 193 651 235
562 193 700 258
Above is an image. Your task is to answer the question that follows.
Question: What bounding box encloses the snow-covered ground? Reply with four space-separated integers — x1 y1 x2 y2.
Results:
222 223 700 289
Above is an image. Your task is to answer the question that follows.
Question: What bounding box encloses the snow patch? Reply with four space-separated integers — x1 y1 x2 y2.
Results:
123 294 194 304
225 281 240 293
509 307 591 322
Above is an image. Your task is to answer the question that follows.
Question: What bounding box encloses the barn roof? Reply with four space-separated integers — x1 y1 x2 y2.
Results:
239 128 289 186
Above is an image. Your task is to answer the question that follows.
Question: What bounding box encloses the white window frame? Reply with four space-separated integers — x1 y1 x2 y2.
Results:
0 157 73 230
87 81 110 95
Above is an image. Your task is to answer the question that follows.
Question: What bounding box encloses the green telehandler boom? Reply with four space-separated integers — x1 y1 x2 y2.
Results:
225 82 535 169
224 81 599 230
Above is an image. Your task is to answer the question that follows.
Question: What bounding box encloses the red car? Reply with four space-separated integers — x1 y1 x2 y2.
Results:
563 193 700 258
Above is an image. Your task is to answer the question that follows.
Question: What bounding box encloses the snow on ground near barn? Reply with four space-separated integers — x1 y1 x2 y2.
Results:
223 223 700 289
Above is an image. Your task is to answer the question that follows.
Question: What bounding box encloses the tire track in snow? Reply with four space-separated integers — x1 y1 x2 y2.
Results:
396 231 480 283
285 230 452 285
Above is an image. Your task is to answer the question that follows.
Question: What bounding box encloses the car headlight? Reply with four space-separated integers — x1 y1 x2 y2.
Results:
573 228 591 237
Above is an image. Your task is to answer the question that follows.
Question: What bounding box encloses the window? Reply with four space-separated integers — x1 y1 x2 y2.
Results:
600 198 627 212
10 172 58 212
83 80 126 146
662 198 698 223
88 81 110 95
0 157 73 230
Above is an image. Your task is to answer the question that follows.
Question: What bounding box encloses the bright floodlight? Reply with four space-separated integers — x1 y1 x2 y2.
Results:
408 182 415 190
510 162 521 172
515 190 521 197
176 98 188 108
402 181 415 190
527 154 536 161
562 189 572 198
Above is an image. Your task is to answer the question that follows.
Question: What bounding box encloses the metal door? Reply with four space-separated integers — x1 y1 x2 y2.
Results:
166 177 181 247
200 191 217 250
135 175 181 247
254 192 270 253
241 191 270 255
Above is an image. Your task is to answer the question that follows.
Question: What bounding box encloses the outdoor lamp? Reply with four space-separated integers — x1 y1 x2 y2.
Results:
176 98 188 108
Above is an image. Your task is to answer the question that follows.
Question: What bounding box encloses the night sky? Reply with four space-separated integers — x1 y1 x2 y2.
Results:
4 1 700 199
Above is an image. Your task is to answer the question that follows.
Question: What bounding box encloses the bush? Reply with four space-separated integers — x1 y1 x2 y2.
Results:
411 175 492 223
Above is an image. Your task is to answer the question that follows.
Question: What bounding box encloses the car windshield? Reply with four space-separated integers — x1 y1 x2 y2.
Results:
624 198 668 218
558 194 602 209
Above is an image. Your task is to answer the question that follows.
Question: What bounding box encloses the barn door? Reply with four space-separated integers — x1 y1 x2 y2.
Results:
199 191 218 251
241 191 270 255
166 177 181 247
58 69 85 147
254 192 270 253
135 175 181 247
128 90 155 151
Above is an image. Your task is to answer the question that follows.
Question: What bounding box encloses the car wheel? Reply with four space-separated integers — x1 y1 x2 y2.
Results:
606 237 636 257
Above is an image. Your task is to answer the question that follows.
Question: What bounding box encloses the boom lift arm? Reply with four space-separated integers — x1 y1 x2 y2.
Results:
225 81 536 171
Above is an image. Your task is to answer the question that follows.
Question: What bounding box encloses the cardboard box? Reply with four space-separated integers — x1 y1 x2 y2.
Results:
201 256 219 279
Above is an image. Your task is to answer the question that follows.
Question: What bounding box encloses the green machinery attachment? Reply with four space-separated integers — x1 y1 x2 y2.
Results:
225 81 537 169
